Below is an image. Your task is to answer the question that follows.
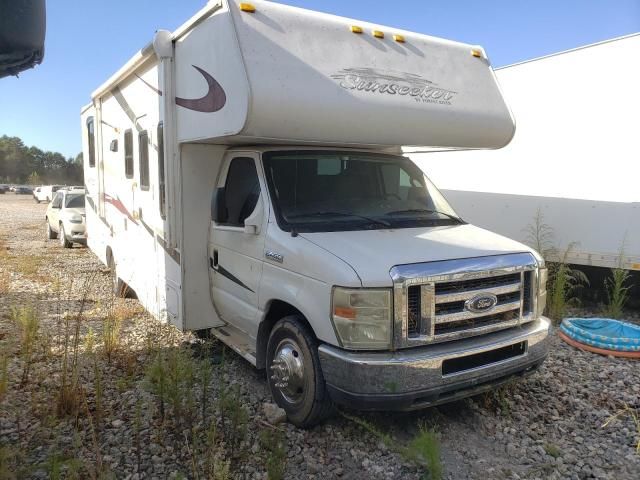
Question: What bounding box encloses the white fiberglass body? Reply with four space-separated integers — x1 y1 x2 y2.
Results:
81 0 548 424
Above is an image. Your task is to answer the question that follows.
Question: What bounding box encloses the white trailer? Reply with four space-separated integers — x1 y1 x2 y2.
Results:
409 34 640 272
82 0 549 426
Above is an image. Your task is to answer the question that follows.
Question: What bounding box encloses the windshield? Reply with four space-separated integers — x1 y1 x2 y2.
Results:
65 194 85 208
263 151 462 232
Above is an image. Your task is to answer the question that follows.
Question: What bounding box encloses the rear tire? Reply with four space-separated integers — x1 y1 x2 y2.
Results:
59 224 72 248
266 316 334 428
107 252 128 298
46 220 57 240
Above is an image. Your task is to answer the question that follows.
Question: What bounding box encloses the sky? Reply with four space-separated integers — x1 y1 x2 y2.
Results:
0 0 639 159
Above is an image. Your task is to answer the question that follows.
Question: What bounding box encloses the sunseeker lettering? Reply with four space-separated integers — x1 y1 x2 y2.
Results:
331 68 457 105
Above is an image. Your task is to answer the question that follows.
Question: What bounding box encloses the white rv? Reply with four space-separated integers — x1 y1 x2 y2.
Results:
82 0 549 426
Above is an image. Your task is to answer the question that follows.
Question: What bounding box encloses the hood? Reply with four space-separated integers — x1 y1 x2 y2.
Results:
62 207 86 217
300 224 537 287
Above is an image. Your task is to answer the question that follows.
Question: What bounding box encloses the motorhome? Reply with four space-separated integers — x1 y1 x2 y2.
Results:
82 0 549 426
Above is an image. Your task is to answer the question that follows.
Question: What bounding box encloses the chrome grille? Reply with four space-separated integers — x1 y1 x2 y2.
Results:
391 253 539 348
407 286 421 337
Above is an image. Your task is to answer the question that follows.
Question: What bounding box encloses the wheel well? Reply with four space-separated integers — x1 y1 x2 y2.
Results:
256 300 312 369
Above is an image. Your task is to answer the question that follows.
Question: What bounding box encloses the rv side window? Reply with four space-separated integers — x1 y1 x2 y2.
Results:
219 157 260 227
157 122 166 219
87 117 96 168
124 129 133 178
139 130 149 190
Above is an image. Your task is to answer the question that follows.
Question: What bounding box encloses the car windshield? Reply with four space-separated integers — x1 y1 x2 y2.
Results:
263 151 462 232
65 194 85 208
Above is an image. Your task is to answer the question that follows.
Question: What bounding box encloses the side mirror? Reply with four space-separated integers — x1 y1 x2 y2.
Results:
211 187 226 223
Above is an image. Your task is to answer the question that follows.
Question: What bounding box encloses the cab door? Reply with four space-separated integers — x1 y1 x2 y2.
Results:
49 192 63 230
209 154 267 338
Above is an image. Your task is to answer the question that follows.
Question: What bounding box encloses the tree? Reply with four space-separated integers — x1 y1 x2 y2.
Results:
0 135 83 185
27 171 42 186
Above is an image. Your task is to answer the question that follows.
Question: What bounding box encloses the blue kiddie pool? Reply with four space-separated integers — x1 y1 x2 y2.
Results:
559 318 640 358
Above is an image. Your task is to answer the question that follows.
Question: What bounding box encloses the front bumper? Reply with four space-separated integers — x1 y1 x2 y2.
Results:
64 222 87 244
319 317 550 411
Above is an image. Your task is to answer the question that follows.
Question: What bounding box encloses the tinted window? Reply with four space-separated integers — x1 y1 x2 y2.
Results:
87 117 96 168
124 129 133 178
157 123 166 218
219 157 260 227
51 192 62 208
139 130 149 190
65 194 85 208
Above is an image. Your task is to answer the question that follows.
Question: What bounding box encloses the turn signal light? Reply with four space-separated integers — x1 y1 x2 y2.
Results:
240 3 256 13
471 48 483 58
334 307 357 320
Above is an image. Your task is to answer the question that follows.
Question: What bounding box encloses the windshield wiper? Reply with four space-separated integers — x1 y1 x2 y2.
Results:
385 208 463 222
287 211 391 227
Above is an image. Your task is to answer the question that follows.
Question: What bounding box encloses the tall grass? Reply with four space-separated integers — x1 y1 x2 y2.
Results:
11 306 40 385
546 244 589 322
523 211 589 323
604 249 632 319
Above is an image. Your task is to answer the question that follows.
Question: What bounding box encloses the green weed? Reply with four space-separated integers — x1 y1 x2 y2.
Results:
406 424 442 480
604 250 632 319
11 306 39 385
546 243 589 322
259 428 287 480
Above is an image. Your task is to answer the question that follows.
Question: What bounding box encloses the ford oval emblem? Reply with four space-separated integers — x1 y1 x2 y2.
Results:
465 293 498 314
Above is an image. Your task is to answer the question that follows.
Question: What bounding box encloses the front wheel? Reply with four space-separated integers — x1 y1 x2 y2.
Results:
46 220 57 240
59 224 72 248
266 316 333 428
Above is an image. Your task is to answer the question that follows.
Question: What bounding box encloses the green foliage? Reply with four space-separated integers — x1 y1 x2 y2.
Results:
340 412 442 479
259 428 287 480
11 306 40 385
406 424 442 480
543 443 562 458
218 385 249 452
547 244 589 322
523 207 556 260
0 135 83 185
604 251 632 319
27 171 41 187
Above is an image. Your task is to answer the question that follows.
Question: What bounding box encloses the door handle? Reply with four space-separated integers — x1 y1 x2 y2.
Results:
210 250 219 270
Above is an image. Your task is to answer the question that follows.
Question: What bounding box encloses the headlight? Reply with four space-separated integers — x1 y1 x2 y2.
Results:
537 267 548 316
331 288 391 350
68 214 83 224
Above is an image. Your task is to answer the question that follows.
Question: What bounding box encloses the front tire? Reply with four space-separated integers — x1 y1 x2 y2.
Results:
59 224 72 248
46 220 57 240
266 316 333 427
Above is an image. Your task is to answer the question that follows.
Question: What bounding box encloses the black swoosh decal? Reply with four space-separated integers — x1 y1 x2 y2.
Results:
212 261 254 293
137 65 226 113
176 65 226 113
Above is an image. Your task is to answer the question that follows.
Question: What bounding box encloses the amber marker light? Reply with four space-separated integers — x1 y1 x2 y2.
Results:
334 307 357 320
393 34 406 43
240 3 256 13
351 25 363 34
372 30 385 39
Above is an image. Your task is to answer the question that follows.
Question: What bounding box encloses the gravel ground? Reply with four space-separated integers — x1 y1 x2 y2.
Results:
0 194 638 479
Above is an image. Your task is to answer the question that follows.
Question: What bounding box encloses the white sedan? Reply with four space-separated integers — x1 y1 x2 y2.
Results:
45 189 87 247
